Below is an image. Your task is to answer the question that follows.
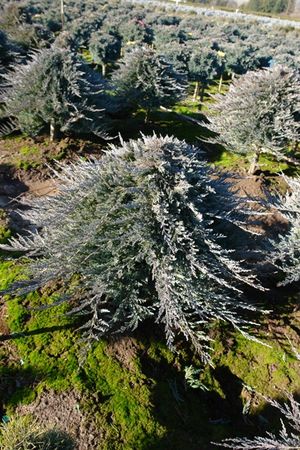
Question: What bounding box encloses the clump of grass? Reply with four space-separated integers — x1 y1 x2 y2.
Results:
0 415 75 450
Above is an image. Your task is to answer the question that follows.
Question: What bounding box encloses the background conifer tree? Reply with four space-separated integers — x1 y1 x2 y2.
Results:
0 46 107 140
112 46 187 122
202 65 300 174
271 176 300 285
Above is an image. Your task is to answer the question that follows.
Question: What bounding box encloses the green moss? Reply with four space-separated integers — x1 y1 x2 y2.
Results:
8 295 81 392
1 256 299 449
258 154 289 172
0 261 23 291
199 367 225 399
7 300 28 332
0 260 80 393
213 151 245 169
83 342 166 450
1 267 164 449
210 329 300 399
19 146 39 157
213 150 292 174
0 226 11 245
7 387 37 410
15 160 40 170
147 340 175 365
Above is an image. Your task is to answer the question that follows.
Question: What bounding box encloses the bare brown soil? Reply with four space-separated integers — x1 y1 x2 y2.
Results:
106 336 140 372
17 390 102 450
0 135 104 194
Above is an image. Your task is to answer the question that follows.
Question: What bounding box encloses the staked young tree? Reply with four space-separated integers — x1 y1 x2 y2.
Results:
271 176 300 286
88 30 121 77
0 1 54 49
112 46 187 122
187 43 224 108
271 48 300 72
222 42 269 78
202 65 300 174
161 42 190 74
153 25 187 48
60 0 65 29
2 135 264 363
0 46 107 141
119 18 153 50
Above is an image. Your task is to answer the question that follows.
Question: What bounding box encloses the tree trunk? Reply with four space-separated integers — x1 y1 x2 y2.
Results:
248 151 260 175
60 0 65 30
218 74 223 93
144 108 151 124
101 63 106 77
193 81 200 102
50 118 57 142
199 84 205 110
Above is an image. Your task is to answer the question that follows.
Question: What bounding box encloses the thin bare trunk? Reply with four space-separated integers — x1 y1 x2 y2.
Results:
144 108 151 124
50 118 57 142
248 151 260 175
60 0 64 30
193 81 200 102
199 84 205 110
101 63 106 77
218 74 223 92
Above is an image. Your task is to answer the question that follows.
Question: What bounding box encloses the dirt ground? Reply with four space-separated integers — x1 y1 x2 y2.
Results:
17 390 102 450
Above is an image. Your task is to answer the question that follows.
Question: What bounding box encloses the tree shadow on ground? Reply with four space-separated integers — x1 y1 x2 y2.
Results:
0 323 76 342
138 350 299 450
0 365 41 416
0 163 28 204
138 353 245 450
1 319 299 450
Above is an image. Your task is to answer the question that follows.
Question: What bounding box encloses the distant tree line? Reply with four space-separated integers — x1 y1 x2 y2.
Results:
174 0 295 14
245 0 294 15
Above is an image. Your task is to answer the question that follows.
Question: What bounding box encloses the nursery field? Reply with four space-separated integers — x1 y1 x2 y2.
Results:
0 0 299 449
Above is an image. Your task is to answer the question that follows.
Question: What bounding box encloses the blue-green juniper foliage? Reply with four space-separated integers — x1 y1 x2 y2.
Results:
2 135 264 361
